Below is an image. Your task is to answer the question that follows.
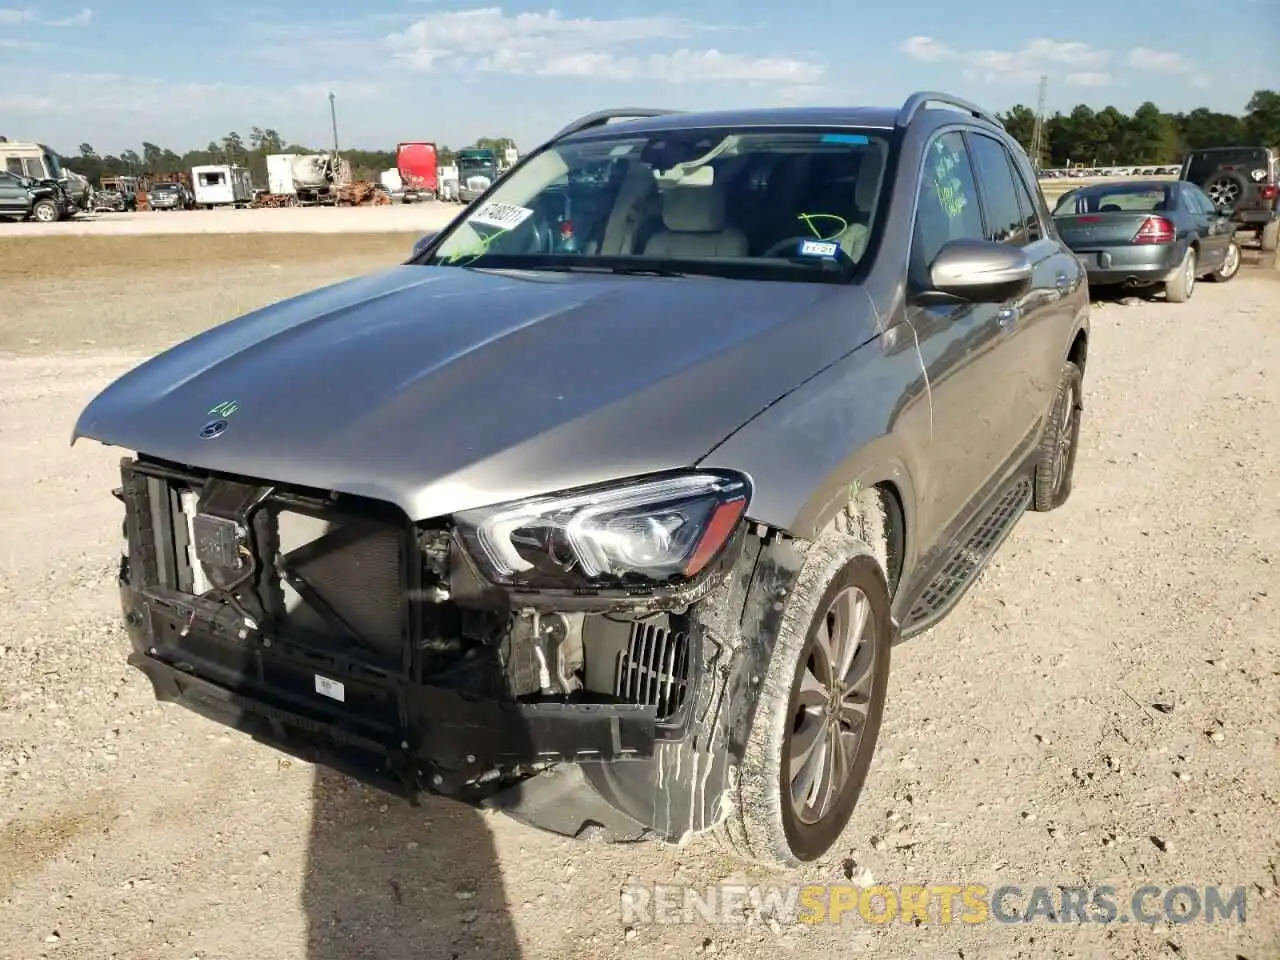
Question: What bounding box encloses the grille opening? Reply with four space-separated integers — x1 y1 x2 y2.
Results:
614 621 692 720
267 508 407 663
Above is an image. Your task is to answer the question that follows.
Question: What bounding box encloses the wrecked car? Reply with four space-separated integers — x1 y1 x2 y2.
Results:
73 92 1090 868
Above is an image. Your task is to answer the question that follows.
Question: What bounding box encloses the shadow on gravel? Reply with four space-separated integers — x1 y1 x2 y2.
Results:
303 768 522 960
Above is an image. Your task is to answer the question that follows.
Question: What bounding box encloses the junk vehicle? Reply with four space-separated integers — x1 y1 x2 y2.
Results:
0 139 89 212
266 154 299 201
93 176 139 212
73 93 1090 869
191 164 253 208
288 153 351 206
438 164 460 202
0 167 72 222
1179 145 1279 252
1051 178 1242 298
396 141 438 203
148 180 194 211
455 146 497 202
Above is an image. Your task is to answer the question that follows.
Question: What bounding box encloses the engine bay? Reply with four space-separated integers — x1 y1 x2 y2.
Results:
118 457 700 727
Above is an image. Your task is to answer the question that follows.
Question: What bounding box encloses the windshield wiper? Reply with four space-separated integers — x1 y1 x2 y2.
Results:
503 262 692 278
607 265 689 278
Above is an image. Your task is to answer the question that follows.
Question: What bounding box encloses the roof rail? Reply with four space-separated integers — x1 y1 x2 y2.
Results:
896 91 1004 130
547 108 684 144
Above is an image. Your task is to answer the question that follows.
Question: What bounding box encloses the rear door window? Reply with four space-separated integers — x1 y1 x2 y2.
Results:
968 132 1028 246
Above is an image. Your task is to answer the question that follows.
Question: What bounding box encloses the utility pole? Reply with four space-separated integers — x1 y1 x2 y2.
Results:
329 92 340 155
1029 74 1048 171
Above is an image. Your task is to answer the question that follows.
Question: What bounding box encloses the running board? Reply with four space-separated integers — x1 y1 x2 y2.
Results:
898 476 1032 640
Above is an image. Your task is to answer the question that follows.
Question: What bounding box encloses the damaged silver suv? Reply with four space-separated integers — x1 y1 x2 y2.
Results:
73 92 1090 868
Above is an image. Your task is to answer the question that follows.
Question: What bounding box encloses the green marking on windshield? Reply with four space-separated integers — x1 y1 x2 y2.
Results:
797 213 849 242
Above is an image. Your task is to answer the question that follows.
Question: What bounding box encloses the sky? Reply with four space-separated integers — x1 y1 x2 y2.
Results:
0 0 1275 156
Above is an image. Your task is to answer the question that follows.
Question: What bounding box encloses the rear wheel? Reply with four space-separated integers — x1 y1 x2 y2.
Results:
1165 246 1196 303
716 533 892 868
1207 240 1241 282
1262 220 1280 253
1032 360 1083 511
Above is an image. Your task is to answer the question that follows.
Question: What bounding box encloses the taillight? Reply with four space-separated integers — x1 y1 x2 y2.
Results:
1261 184 1278 201
1133 216 1175 244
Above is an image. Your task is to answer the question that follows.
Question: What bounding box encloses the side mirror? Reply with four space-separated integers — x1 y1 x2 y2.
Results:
410 231 439 260
927 239 1033 303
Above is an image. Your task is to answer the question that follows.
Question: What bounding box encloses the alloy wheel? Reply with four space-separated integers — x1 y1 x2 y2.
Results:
789 585 877 825
1206 178 1240 208
1183 251 1196 299
1052 382 1077 493
1220 243 1240 279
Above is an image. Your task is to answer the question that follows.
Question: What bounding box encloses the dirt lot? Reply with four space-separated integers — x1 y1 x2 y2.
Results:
3 204 461 238
1 234 1277 960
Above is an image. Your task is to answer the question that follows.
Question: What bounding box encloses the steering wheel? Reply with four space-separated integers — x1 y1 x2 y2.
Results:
762 236 855 265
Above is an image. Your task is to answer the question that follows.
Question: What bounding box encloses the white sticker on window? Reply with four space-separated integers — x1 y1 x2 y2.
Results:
798 239 840 258
315 674 345 702
468 201 534 230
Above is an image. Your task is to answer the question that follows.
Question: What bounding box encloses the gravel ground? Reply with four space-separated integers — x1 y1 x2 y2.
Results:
1 235 1277 960
3 204 463 237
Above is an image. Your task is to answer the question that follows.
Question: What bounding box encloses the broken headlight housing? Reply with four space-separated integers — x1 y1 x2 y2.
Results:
453 471 751 589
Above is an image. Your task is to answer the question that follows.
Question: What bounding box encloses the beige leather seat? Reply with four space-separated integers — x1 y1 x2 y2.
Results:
642 184 749 258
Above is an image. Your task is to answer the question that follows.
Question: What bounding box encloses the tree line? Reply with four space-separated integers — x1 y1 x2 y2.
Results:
60 129 518 187
1000 89 1278 168
56 90 1279 186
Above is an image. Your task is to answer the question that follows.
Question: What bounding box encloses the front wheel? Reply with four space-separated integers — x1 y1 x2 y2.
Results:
717 534 892 868
1207 240 1241 283
32 199 59 223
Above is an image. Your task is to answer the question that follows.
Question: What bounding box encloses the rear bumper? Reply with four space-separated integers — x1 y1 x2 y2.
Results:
1077 244 1183 286
1233 210 1277 227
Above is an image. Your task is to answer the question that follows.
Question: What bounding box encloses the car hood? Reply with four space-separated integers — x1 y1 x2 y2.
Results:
73 264 873 519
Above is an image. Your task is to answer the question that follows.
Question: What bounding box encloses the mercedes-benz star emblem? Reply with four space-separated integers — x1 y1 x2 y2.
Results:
199 419 229 439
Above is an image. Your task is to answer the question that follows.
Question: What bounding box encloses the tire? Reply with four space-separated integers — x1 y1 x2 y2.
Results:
1262 220 1280 253
1164 245 1196 303
715 533 892 869
1032 360 1083 512
1204 174 1245 212
32 199 59 223
1207 240 1241 283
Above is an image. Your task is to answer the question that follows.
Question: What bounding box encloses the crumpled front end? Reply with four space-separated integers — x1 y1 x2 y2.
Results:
114 454 761 842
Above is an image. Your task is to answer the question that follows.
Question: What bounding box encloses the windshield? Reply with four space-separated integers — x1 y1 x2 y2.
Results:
151 183 180 191
426 125 890 282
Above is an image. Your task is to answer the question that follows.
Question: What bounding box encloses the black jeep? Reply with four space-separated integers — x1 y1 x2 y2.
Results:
1180 145 1279 251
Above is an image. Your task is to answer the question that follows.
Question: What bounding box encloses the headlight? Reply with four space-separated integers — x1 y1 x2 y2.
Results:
453 471 751 589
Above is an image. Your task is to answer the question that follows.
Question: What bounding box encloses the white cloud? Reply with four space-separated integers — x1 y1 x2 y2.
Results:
1125 46 1193 73
900 36 951 63
43 6 91 26
1065 71 1113 87
385 7 820 84
0 70 384 151
900 35 1112 84
0 6 36 24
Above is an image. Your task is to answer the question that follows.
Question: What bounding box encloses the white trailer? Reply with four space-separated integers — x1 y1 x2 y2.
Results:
191 164 253 208
266 154 298 196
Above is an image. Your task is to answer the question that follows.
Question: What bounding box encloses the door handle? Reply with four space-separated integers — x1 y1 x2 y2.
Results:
997 306 1019 329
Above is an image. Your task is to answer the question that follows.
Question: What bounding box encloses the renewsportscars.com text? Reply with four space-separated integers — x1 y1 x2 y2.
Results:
619 883 1249 926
